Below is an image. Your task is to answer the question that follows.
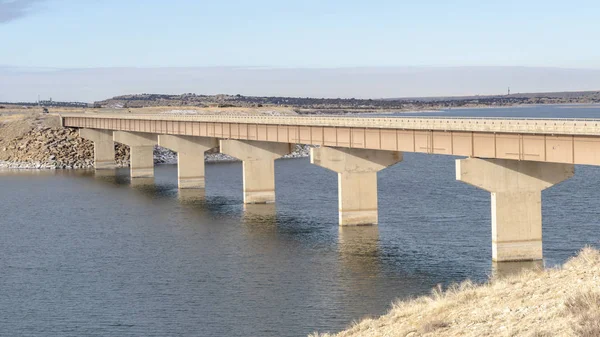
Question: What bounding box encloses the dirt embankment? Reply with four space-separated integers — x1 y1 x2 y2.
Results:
0 113 132 169
312 248 600 337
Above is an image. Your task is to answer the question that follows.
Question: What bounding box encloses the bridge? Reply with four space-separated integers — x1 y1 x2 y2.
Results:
62 113 600 263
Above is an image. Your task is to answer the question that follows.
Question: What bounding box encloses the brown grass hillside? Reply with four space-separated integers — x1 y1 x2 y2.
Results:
312 248 600 337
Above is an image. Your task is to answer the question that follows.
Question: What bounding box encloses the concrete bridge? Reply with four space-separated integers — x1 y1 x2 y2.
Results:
62 113 600 263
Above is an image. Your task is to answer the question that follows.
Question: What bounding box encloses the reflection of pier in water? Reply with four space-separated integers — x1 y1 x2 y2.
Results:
90 168 552 287
130 177 155 189
92 168 116 179
336 226 392 322
242 203 277 226
492 260 544 279
178 188 206 204
338 226 381 276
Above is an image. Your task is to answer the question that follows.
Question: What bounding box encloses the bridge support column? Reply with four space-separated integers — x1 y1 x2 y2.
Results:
310 147 402 226
158 135 218 188
456 158 574 262
113 131 158 178
219 140 292 204
79 129 115 169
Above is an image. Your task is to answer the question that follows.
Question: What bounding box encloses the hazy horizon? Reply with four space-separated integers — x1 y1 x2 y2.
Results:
1 65 600 103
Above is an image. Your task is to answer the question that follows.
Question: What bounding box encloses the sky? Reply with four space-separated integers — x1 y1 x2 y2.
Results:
1 0 600 101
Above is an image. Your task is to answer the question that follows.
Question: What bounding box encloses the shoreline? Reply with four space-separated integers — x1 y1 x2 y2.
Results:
0 156 308 170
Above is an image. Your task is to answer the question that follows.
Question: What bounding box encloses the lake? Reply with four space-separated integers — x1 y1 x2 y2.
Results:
1 105 600 336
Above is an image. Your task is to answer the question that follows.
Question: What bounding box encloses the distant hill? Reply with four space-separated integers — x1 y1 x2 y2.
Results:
94 90 600 114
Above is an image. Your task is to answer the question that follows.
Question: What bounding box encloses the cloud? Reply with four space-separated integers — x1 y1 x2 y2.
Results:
0 0 44 23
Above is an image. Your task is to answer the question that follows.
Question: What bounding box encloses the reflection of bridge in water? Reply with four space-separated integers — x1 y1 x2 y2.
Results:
62 113 600 263
87 169 544 279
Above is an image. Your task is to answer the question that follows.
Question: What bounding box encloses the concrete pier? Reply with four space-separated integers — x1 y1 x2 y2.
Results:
113 131 158 178
219 140 292 204
158 135 218 189
310 147 402 226
79 129 115 169
456 158 574 262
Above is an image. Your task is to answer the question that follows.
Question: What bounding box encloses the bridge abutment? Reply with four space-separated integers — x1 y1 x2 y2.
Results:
113 131 158 178
310 147 402 226
456 158 574 262
158 135 218 189
219 140 292 204
79 129 116 169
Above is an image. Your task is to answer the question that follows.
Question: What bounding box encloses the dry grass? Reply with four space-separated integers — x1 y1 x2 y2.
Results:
0 113 28 122
1 106 86 115
311 247 600 337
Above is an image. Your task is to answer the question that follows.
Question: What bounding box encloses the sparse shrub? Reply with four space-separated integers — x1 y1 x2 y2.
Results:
572 312 600 337
564 292 600 316
421 319 450 333
565 292 600 336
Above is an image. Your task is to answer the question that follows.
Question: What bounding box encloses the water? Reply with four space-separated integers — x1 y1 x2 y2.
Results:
1 105 600 337
399 103 600 118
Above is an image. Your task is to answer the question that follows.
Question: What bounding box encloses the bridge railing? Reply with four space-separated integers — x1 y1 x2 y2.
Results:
61 112 600 136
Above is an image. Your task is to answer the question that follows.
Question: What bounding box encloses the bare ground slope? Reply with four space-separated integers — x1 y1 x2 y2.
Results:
0 112 130 168
312 248 600 337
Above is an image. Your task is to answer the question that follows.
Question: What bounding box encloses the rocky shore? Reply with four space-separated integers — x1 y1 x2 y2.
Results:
0 120 310 170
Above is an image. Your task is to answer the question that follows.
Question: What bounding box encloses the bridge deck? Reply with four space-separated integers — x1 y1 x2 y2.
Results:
62 113 600 166
62 113 600 135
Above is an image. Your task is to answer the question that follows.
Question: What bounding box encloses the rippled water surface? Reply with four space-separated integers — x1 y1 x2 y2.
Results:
2 105 600 337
